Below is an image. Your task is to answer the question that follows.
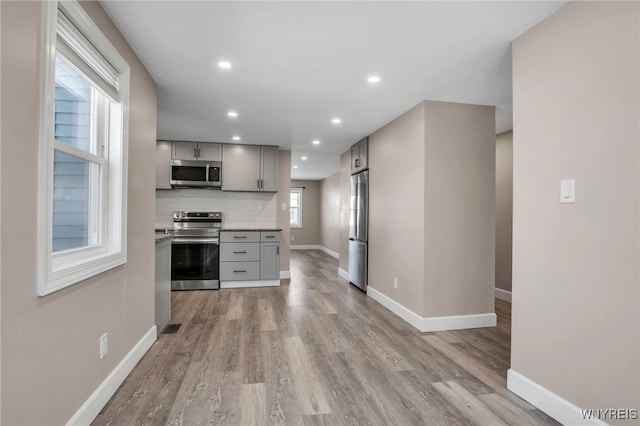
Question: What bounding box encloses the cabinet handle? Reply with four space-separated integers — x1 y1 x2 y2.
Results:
277 246 279 255
355 158 360 168
233 236 247 239
233 251 247 254
233 270 247 273
257 179 260 189
265 236 274 238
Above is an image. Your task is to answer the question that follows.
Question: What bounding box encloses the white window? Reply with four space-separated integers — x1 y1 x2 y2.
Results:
290 188 303 228
37 0 130 296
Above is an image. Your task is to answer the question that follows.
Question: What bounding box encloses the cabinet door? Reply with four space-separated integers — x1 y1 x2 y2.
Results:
358 138 368 170
172 142 197 160
351 143 360 173
260 146 279 192
222 144 261 191
197 142 222 161
260 242 280 280
155 141 172 189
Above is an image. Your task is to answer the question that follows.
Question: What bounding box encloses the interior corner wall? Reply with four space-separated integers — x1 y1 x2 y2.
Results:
290 180 321 246
338 151 351 272
276 150 291 273
423 101 496 318
0 1 157 424
368 102 426 315
319 173 340 254
511 0 639 417
495 131 513 293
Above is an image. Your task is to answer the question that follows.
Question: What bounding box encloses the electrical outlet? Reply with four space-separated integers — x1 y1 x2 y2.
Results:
281 202 287 211
393 277 398 290
100 333 108 359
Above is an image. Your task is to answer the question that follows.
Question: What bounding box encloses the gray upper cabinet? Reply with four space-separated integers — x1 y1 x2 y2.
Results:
172 141 221 161
156 141 172 189
350 137 369 174
260 146 279 192
222 144 279 192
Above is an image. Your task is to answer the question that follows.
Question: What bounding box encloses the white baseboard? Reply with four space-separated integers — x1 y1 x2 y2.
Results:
280 271 291 279
507 369 607 426
367 287 496 333
220 280 280 288
495 287 512 302
290 245 340 259
338 267 349 281
320 246 340 259
67 326 157 425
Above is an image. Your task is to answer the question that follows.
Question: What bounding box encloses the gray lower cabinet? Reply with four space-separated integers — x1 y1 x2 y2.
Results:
220 231 280 282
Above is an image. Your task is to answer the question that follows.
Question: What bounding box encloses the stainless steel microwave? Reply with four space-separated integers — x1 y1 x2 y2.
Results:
171 160 222 188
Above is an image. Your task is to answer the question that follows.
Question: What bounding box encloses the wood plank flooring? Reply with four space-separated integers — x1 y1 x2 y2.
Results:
93 250 558 426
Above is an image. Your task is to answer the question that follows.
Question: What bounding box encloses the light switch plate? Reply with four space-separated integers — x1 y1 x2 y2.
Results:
281 203 287 211
560 179 575 203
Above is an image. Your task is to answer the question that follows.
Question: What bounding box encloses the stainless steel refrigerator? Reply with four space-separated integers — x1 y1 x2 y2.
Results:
348 169 368 291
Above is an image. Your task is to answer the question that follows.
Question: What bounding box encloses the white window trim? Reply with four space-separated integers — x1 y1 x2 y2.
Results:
37 0 130 296
290 187 303 229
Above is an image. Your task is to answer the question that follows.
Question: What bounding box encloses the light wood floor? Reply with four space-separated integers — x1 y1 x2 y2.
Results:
94 250 557 426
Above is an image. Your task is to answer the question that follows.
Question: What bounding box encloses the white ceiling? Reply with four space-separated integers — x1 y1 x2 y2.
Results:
101 1 567 180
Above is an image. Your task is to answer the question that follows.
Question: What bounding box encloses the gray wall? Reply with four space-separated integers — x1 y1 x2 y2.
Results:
290 180 321 246
511 0 639 415
369 103 426 314
320 173 340 254
423 101 495 317
0 1 157 424
367 101 494 318
338 151 351 273
495 131 513 292
277 150 292 273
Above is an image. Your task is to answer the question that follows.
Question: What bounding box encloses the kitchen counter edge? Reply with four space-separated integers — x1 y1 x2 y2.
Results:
155 234 174 243
221 228 282 232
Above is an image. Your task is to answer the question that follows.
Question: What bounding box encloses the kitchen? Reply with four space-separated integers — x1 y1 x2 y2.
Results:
1 1 638 425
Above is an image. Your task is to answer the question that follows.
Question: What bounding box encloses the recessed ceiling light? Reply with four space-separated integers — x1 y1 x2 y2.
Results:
293 165 299 169
312 140 320 145
367 75 381 84
331 118 341 124
218 61 232 69
301 156 307 160
232 136 241 141
227 111 238 118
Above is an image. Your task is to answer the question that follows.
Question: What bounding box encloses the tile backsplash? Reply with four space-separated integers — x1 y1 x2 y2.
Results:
156 189 277 228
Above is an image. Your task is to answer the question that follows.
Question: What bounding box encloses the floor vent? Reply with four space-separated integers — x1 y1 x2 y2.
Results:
162 324 182 334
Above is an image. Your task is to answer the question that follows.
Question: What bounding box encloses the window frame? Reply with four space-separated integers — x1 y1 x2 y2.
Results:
290 187 303 229
37 0 130 296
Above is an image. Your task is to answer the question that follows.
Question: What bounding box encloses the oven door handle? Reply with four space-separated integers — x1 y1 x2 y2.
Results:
171 238 219 244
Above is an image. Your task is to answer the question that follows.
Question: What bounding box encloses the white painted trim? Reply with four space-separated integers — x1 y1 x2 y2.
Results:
338 267 349 281
319 246 340 259
290 245 340 259
66 326 157 425
495 287 512 302
280 271 291 279
367 287 496 332
507 369 607 426
220 280 280 289
290 245 322 250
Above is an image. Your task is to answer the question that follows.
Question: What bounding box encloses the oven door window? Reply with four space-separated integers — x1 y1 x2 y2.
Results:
171 241 219 281
172 166 207 182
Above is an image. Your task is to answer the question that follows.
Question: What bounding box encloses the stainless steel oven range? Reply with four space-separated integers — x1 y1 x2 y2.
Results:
171 211 222 290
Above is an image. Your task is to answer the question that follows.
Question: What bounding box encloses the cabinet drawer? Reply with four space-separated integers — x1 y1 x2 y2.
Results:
220 243 260 261
221 231 260 243
220 262 260 281
260 231 280 242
